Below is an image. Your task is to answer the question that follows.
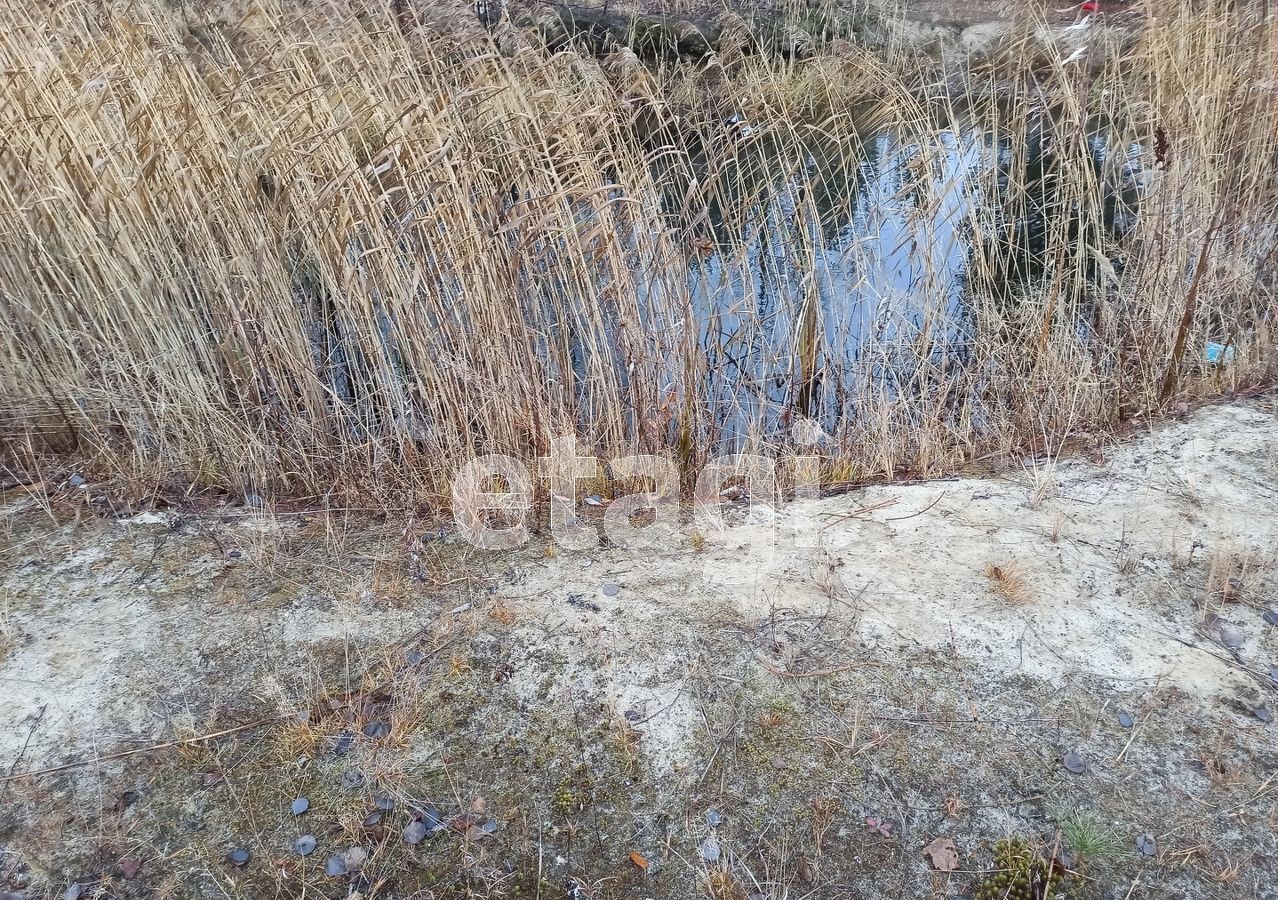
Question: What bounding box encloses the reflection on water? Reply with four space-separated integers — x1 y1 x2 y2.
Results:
645 121 1143 448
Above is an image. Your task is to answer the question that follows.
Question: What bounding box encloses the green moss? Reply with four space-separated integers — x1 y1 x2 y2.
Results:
974 838 1070 900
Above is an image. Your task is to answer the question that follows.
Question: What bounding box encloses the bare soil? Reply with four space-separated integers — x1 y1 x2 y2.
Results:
1 398 1276 899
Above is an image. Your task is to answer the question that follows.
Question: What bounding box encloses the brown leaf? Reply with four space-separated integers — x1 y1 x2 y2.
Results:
120 857 142 880
922 837 959 872
470 796 488 816
449 815 475 832
628 850 648 871
463 823 494 841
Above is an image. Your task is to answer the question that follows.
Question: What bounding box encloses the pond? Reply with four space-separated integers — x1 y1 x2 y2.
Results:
640 118 1147 448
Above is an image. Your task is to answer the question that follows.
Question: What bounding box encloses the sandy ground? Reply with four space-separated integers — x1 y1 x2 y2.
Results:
1 398 1276 898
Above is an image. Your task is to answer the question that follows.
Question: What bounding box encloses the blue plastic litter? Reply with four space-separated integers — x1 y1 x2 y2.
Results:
1205 342 1235 365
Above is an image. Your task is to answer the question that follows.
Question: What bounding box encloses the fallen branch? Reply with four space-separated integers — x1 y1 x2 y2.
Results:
0 715 285 783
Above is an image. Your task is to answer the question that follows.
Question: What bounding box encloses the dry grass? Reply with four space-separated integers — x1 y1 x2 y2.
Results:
984 560 1033 606
1204 541 1272 608
0 0 1274 506
701 868 749 900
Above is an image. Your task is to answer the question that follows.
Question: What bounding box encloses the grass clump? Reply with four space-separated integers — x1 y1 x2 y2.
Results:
1058 809 1124 867
985 561 1034 607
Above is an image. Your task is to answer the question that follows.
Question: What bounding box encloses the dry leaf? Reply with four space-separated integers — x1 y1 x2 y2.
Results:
628 850 648 871
922 836 959 872
865 816 892 837
463 820 498 841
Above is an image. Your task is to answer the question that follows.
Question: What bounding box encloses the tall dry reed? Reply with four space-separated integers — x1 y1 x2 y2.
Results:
0 0 1273 504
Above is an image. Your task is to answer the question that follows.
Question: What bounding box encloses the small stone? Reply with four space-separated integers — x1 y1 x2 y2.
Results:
362 810 383 827
1254 706 1274 724
341 770 365 791
226 849 251 868
480 819 499 834
1263 609 1278 627
120 858 142 880
602 583 620 597
62 885 83 900
706 809 722 828
344 847 369 871
1118 712 1134 729
699 837 721 863
245 492 264 509
226 549 242 559
333 731 354 756
374 793 395 811
1136 833 1157 857
67 474 85 488
584 494 603 506
406 650 424 665
291 798 309 816
1062 751 1087 774
362 721 390 740
293 835 317 856
1219 625 1244 650
324 856 347 877
415 805 443 830
403 821 428 845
